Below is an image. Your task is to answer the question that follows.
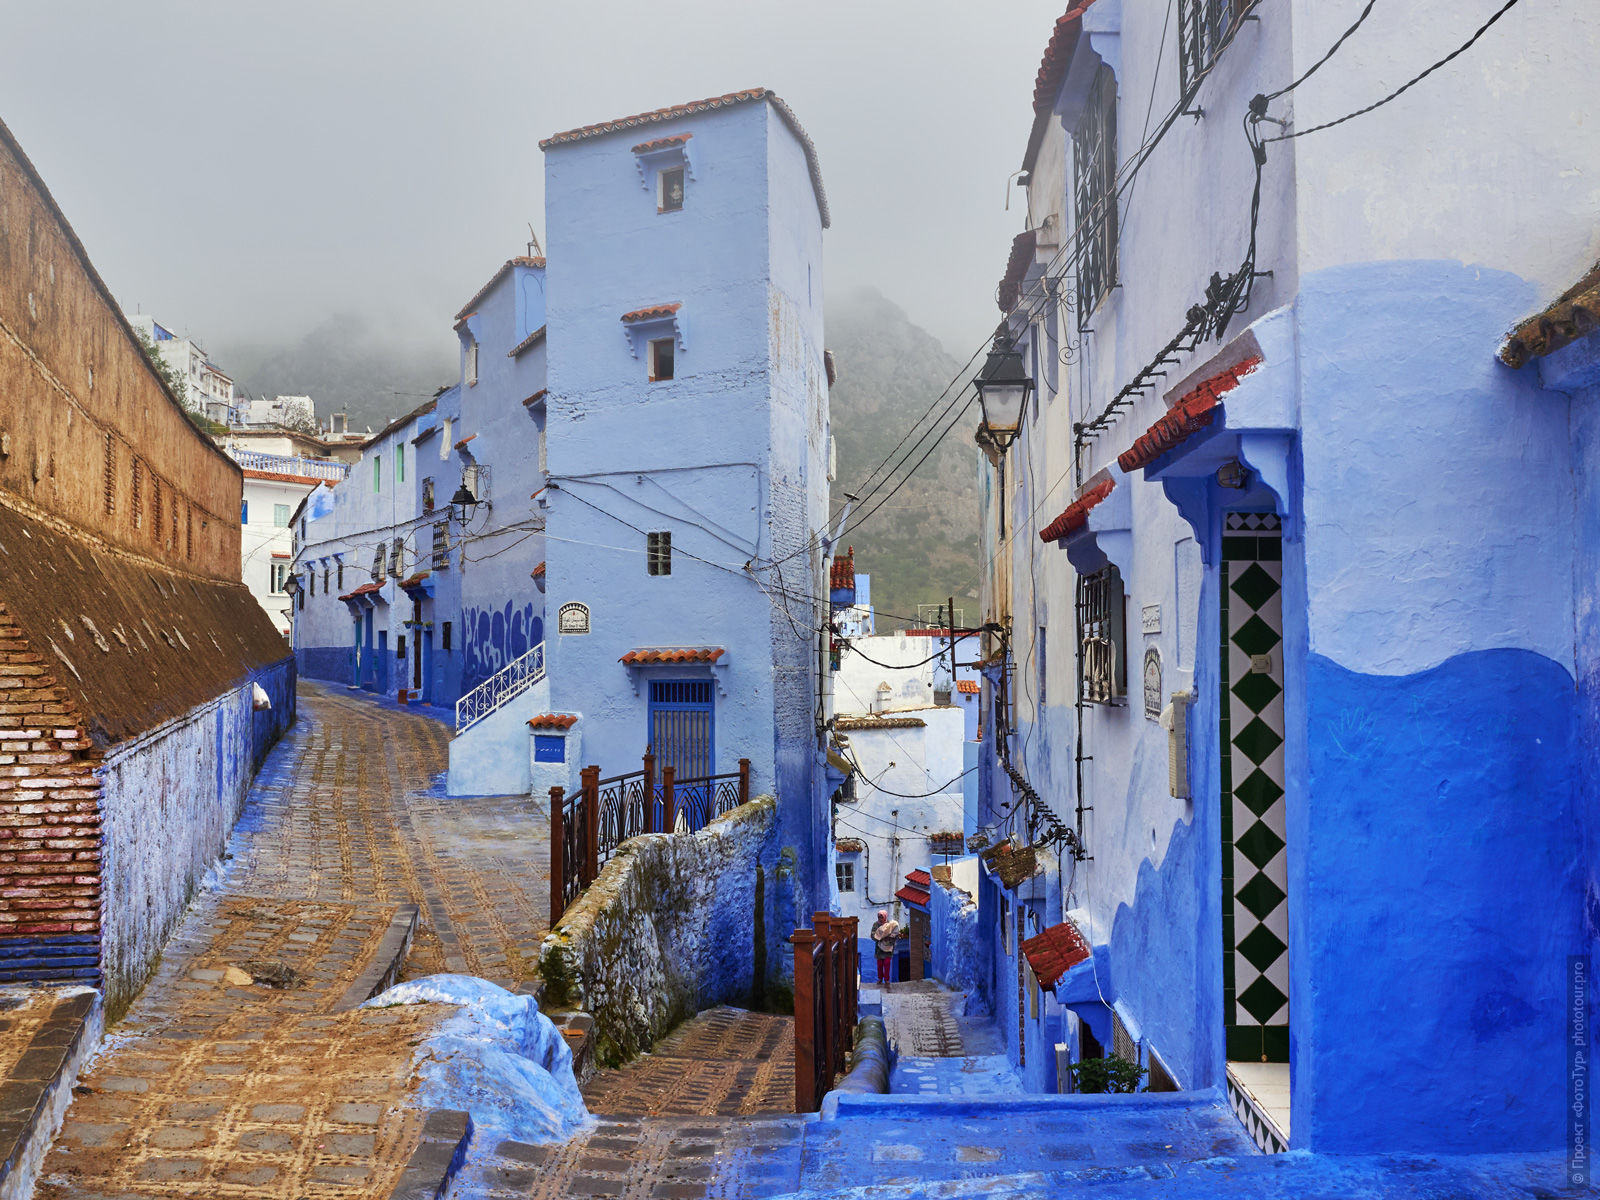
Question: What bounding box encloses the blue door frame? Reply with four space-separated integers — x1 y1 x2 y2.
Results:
648 679 714 779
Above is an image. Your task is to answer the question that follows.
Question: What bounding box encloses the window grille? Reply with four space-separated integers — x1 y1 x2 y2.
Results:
432 521 450 570
1179 0 1247 98
389 537 403 578
322 565 329 594
1113 1008 1140 1064
1077 564 1127 704
647 530 672 576
371 544 385 583
834 861 856 893
336 560 344 590
422 477 434 513
1073 64 1119 325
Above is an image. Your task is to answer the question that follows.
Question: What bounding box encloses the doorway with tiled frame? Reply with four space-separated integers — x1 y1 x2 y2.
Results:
1219 511 1290 1152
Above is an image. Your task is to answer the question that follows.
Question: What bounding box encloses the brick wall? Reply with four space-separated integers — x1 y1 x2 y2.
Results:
0 117 241 581
0 602 101 987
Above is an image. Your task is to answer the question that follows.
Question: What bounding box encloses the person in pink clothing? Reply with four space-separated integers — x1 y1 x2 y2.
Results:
870 910 901 988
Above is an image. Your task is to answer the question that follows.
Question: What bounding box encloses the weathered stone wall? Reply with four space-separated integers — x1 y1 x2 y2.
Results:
0 117 242 581
538 797 790 1067
98 661 295 1018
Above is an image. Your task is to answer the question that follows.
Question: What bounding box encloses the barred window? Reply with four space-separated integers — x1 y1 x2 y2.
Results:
431 521 450 570
834 861 855 893
1077 564 1127 705
647 530 672 576
1073 64 1118 325
1179 0 1247 98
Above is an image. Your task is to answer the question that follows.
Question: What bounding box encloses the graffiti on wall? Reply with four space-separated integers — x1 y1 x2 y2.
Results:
462 600 544 693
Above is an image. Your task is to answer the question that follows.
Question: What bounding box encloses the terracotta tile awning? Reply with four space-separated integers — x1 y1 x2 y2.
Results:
895 884 931 908
1022 920 1092 992
621 302 682 324
619 646 725 665
957 680 980 694
528 713 578 731
532 561 546 577
632 133 692 154
835 838 865 853
398 572 431 589
338 582 382 601
998 228 1038 313
508 325 547 358
834 714 928 731
1117 355 1262 473
830 546 855 591
1500 260 1600 368
1039 477 1114 542
455 434 477 450
907 869 932 888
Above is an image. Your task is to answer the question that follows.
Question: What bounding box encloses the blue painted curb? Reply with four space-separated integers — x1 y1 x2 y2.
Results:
822 1085 1227 1121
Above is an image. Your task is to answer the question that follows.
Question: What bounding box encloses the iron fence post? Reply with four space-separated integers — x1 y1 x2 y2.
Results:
643 748 657 834
739 757 751 805
549 786 565 923
792 928 819 1113
581 765 600 884
662 766 676 834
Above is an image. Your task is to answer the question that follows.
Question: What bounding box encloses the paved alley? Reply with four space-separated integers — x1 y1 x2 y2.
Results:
875 980 1025 1097
34 682 554 1199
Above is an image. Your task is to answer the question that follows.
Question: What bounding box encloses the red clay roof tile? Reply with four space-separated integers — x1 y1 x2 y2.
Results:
998 228 1039 313
620 302 682 323
895 884 931 908
454 256 546 321
957 679 980 694
631 133 692 153
830 546 855 591
618 646 726 665
1117 355 1262 473
338 582 382 601
1039 476 1115 542
1022 920 1093 991
528 713 579 730
1023 3 1103 172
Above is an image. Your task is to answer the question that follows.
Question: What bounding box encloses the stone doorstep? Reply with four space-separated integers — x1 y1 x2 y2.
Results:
387 1109 473 1200
332 904 421 1012
554 1011 596 1085
0 990 101 1200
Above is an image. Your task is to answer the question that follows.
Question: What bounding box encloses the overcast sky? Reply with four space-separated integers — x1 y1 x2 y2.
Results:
0 1 1067 362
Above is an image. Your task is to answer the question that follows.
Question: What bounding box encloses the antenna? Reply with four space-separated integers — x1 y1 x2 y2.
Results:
526 224 544 259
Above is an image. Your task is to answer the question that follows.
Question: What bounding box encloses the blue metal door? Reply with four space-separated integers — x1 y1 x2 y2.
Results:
649 680 714 779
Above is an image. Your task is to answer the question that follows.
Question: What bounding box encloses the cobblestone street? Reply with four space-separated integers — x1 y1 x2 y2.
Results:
34 682 556 1198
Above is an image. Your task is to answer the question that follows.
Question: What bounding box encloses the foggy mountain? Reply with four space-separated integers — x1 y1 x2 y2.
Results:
219 315 456 434
221 288 982 629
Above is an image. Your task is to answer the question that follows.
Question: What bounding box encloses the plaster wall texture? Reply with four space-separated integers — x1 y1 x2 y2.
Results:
929 871 981 994
98 659 295 1016
833 633 980 719
831 709 966 955
542 97 825 911
975 0 1600 1148
537 796 788 1067
240 472 317 636
445 674 548 797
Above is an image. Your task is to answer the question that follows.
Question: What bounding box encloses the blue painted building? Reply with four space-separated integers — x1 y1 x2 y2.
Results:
291 251 549 782
968 0 1600 1159
537 88 831 916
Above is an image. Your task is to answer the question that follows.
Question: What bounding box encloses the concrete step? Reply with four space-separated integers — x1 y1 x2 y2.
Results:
0 988 101 1200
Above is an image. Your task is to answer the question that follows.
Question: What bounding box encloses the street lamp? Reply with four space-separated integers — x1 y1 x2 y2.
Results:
283 571 300 597
973 330 1033 453
449 481 481 525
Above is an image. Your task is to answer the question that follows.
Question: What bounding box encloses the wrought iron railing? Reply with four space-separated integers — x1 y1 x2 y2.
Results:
229 448 350 480
454 643 545 733
549 751 752 922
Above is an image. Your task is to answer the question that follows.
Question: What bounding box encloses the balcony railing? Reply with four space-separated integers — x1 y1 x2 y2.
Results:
549 751 751 922
231 449 350 481
455 643 545 733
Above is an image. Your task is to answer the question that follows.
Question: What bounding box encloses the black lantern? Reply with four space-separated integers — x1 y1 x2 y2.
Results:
449 481 480 525
973 330 1033 453
283 571 300 597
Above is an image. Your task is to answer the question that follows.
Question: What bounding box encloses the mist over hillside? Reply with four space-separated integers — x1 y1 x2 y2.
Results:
220 288 982 628
825 286 981 631
218 315 456 434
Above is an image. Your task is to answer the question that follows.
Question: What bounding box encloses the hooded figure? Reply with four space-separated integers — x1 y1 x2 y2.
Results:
870 909 901 988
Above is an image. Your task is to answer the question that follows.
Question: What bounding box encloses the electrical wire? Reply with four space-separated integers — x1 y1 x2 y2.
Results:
841 634 973 671
1262 0 1378 102
1264 0 1525 142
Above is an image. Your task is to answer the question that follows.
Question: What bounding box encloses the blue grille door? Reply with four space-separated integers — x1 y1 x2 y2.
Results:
649 680 714 779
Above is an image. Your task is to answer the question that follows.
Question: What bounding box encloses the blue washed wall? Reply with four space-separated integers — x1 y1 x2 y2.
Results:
1289 262 1579 1153
461 601 544 695
542 96 826 909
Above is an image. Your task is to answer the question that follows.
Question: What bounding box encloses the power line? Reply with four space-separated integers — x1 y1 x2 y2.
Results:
1263 0 1378 102
1266 0 1525 142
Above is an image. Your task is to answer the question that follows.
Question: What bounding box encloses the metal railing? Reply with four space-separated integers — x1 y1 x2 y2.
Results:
230 449 350 480
454 643 545 733
549 750 752 922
